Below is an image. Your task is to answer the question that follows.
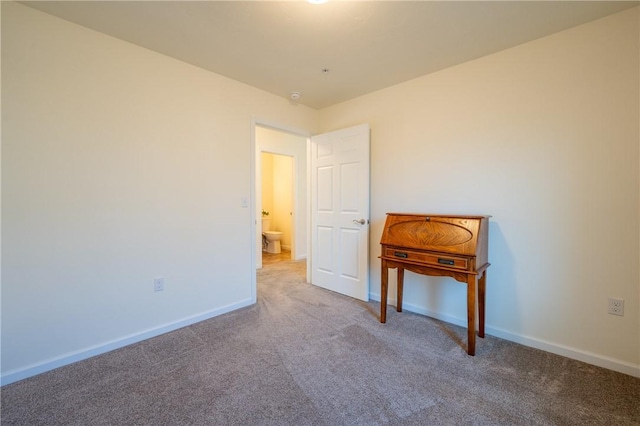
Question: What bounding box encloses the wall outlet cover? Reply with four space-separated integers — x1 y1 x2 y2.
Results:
608 297 624 316
154 277 165 292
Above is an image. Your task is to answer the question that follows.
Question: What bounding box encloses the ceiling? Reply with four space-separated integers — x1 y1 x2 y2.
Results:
22 1 638 109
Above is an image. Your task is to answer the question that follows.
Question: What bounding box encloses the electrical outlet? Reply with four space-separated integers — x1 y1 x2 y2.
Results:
154 277 165 292
608 297 624 316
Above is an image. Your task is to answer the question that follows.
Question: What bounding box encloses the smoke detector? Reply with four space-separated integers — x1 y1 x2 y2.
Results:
290 92 301 101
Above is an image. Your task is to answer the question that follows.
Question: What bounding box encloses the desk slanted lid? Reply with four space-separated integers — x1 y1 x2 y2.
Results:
380 213 490 260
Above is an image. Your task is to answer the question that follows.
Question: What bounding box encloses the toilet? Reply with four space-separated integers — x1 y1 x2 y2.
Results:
263 231 283 254
261 218 283 254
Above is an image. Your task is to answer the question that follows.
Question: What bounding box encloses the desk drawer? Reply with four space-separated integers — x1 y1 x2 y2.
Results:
384 247 469 270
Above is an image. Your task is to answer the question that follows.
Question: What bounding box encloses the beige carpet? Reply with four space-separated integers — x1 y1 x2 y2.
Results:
2 260 639 425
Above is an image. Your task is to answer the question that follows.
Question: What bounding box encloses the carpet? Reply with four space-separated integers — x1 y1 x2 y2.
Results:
2 260 638 425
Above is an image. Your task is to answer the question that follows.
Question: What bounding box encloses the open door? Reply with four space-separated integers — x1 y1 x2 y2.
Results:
310 124 370 301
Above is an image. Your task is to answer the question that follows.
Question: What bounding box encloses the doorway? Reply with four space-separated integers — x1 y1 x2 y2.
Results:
250 121 370 305
261 152 293 265
253 122 309 271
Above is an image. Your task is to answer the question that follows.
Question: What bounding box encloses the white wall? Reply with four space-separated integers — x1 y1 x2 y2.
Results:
1 2 317 383
319 7 639 375
255 126 308 262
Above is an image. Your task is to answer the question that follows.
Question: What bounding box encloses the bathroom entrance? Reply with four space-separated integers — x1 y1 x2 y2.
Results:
254 124 308 270
261 152 293 263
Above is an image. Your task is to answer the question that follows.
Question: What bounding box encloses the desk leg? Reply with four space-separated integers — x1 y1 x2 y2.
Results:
397 267 404 313
478 270 486 338
380 260 388 323
466 274 477 356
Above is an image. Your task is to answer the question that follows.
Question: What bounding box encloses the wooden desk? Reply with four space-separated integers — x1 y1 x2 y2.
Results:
379 213 490 356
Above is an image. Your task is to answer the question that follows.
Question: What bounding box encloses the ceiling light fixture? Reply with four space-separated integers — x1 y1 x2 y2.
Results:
307 0 327 4
290 92 301 101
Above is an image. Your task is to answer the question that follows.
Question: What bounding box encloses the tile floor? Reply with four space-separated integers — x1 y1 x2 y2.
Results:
262 249 292 266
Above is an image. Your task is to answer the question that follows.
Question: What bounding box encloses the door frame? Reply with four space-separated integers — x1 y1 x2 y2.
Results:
250 118 311 302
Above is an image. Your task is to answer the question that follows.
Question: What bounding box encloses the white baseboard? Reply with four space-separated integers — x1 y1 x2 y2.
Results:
370 292 640 378
6 293 638 386
1 298 255 386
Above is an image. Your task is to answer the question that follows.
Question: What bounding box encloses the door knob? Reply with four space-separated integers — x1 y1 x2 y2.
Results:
353 219 368 225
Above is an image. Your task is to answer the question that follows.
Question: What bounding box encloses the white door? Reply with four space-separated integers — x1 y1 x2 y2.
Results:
310 124 370 301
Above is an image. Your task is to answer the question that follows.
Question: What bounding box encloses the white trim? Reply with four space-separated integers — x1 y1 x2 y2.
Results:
370 292 640 378
306 136 311 283
249 120 258 293
252 118 310 140
0 298 254 386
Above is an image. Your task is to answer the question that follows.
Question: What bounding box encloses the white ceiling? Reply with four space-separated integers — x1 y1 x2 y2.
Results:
22 1 638 109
